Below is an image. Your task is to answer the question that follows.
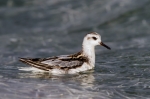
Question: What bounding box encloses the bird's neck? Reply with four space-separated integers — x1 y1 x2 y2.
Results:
82 44 95 67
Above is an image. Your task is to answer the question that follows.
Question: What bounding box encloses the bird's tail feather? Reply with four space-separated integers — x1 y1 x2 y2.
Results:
19 58 50 71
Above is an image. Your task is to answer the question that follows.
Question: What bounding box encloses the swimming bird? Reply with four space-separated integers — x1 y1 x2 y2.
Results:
19 32 111 74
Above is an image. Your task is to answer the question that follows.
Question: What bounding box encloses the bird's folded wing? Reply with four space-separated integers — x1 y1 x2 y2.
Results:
41 55 85 69
20 54 87 70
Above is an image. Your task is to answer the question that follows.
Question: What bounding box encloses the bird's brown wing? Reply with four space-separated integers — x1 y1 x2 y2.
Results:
19 51 88 71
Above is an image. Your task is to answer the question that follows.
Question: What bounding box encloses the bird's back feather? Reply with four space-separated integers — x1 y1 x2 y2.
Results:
19 51 89 71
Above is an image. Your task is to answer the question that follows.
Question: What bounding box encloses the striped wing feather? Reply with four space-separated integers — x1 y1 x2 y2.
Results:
19 51 88 71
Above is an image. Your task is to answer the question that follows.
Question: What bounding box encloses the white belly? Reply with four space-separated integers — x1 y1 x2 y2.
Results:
67 63 94 74
19 63 94 75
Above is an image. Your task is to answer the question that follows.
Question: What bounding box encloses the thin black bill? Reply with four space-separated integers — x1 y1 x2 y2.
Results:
100 42 111 50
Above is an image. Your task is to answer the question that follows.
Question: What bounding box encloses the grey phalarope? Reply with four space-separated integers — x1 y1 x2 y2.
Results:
19 32 111 74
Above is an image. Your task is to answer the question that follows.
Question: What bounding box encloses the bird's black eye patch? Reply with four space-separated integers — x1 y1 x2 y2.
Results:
92 37 97 40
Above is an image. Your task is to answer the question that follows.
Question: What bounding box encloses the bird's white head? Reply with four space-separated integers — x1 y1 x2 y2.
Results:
83 32 111 50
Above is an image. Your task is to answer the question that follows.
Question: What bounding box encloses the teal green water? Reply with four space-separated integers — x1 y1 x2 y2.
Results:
0 0 150 99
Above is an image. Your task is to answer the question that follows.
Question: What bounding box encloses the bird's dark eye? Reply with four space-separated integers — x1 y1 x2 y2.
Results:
92 37 97 40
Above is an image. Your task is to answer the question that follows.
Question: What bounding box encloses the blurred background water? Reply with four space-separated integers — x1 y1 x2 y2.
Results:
0 0 150 99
